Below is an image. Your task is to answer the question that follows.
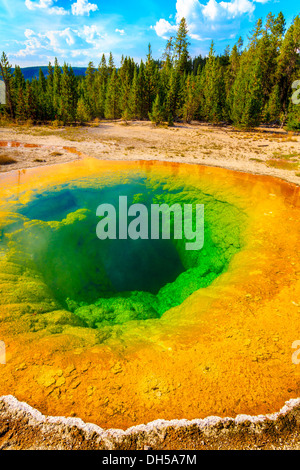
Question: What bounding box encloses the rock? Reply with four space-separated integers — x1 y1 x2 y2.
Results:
0 395 300 450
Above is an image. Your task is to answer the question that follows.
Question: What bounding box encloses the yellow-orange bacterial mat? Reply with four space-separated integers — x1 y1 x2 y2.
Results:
0 157 299 429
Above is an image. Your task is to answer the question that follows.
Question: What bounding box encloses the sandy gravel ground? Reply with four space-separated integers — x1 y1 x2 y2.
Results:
0 120 299 185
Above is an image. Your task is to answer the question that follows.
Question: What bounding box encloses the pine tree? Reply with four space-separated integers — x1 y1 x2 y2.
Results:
258 13 285 112
264 83 282 123
59 63 77 124
85 61 96 117
98 54 108 83
165 68 180 125
12 65 25 107
137 61 147 119
182 75 198 123
225 39 242 118
119 57 133 120
108 52 115 77
105 69 120 119
174 18 190 75
231 54 264 128
248 18 263 49
24 81 37 121
162 37 174 70
95 54 108 118
36 68 47 121
15 87 26 121
229 20 266 128
53 57 61 118
10 66 25 120
46 62 55 120
144 44 159 118
76 96 91 124
159 38 174 112
149 93 164 125
200 42 225 123
127 66 141 119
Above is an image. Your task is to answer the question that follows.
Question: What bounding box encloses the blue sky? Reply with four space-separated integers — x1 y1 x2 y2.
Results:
0 0 298 67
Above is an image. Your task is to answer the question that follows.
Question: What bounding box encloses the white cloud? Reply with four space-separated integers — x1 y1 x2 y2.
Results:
14 27 84 57
25 0 69 15
175 0 203 24
24 29 35 38
152 18 177 40
115 29 125 35
153 0 267 41
78 25 104 44
175 0 255 22
12 24 124 64
25 0 52 9
202 0 219 21
25 0 100 16
71 0 98 16
49 5 68 14
219 0 255 18
15 29 44 57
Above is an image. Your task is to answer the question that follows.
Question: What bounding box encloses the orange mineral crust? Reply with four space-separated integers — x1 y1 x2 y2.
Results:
0 157 299 430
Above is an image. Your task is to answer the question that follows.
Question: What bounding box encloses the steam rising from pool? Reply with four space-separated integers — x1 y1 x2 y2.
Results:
3 174 246 328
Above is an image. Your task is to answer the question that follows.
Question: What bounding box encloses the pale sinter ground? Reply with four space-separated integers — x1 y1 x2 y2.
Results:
0 120 299 185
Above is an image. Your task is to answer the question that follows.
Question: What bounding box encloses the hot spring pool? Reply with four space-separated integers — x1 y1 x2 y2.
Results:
8 173 245 326
0 158 299 429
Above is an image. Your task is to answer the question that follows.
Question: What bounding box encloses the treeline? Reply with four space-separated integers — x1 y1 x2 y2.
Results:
1 14 300 129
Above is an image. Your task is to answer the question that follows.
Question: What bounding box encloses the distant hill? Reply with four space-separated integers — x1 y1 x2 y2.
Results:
13 66 87 81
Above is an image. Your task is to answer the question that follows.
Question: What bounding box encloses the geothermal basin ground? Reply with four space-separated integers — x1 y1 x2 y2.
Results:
0 121 299 450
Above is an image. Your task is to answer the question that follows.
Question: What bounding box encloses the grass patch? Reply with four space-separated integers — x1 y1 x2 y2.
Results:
50 151 63 157
266 159 299 170
18 127 63 137
207 143 224 150
249 157 264 162
60 129 86 142
279 135 298 143
0 154 17 165
0 117 18 128
272 151 299 161
21 126 86 142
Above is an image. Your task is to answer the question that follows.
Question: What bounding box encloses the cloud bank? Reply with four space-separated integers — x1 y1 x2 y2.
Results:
24 0 99 16
152 0 271 40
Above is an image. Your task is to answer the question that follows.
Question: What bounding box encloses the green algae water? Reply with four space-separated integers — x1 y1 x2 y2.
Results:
2 172 247 329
